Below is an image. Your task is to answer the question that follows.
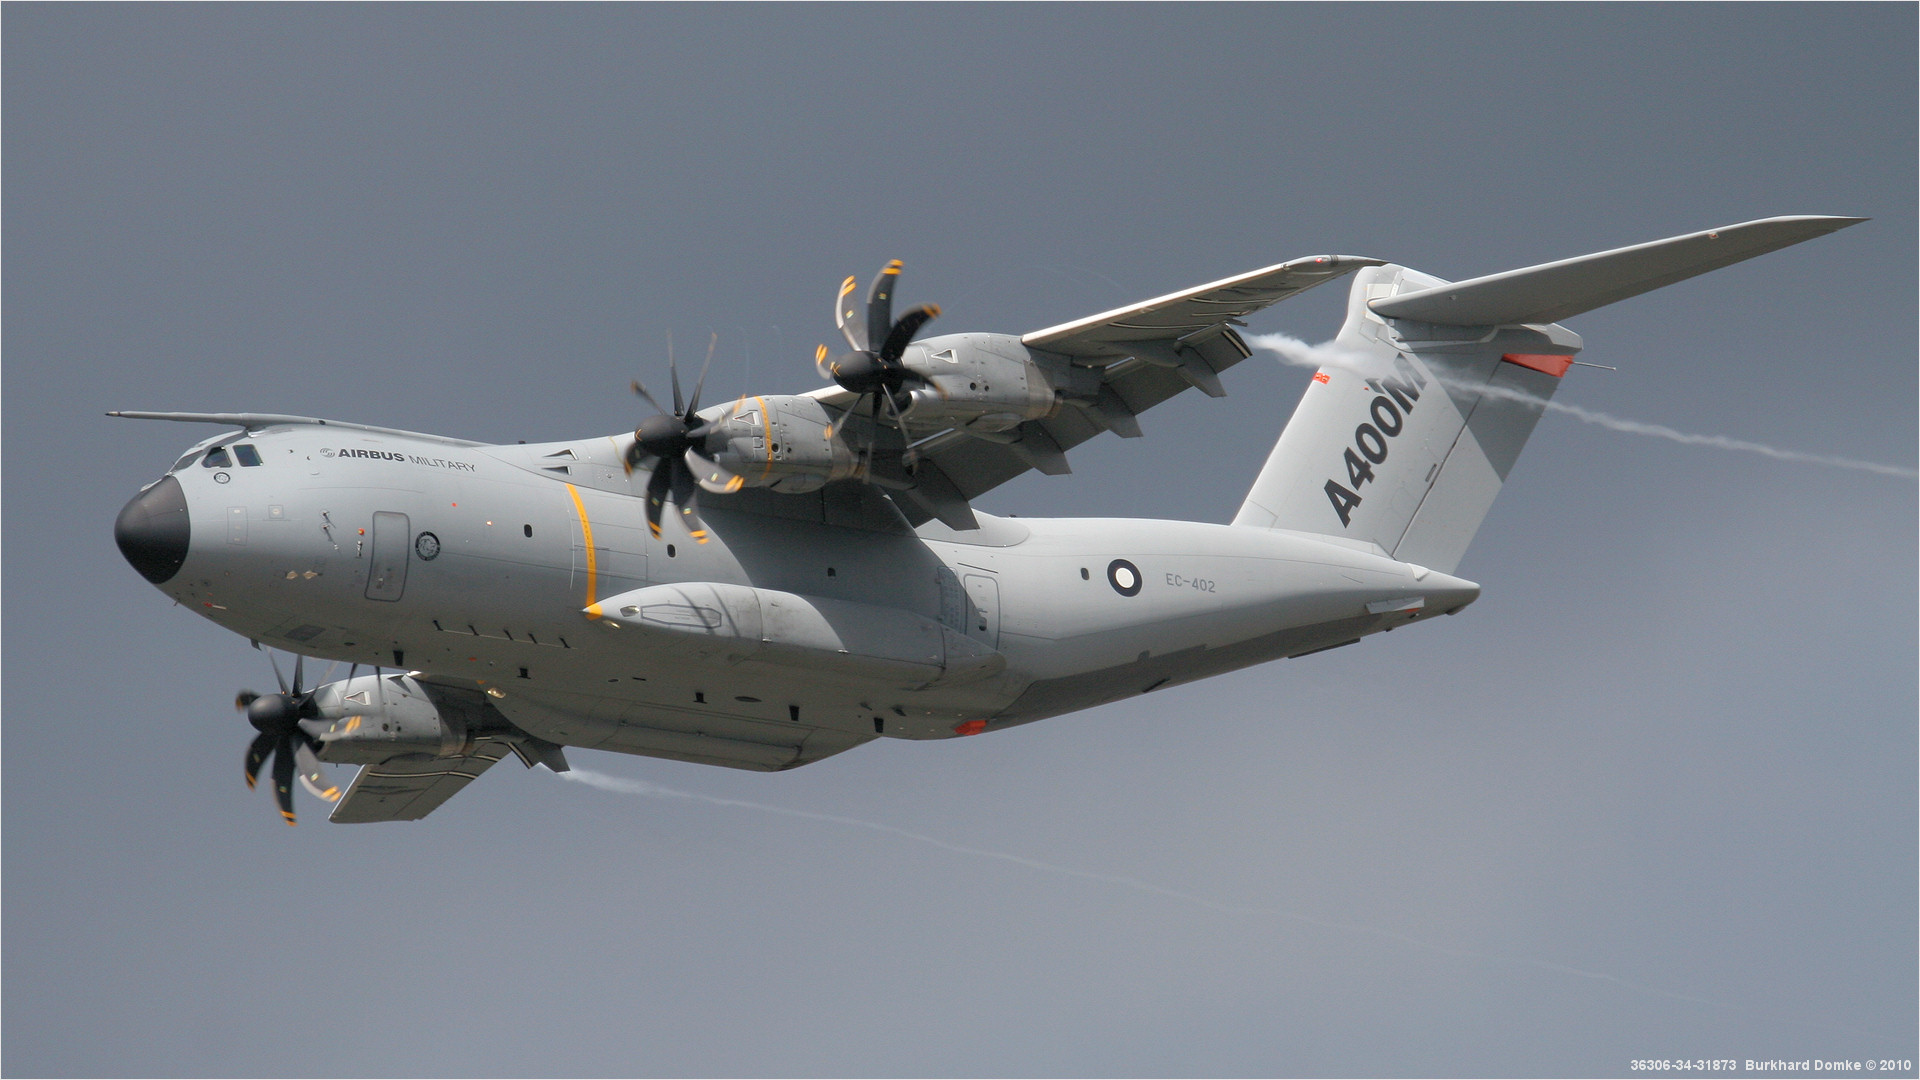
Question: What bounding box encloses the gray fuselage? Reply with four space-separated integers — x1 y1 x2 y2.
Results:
126 420 1477 761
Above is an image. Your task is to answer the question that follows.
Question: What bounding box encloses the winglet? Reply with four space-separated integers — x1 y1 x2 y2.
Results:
1369 216 1866 327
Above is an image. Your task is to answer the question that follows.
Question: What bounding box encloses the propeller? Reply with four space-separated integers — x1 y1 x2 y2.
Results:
235 652 341 825
817 260 944 460
623 333 739 543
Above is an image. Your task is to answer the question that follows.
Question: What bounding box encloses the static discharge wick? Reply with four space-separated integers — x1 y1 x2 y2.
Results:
1245 332 1918 482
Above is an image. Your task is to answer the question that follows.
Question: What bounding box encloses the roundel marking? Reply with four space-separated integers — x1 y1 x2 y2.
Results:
1107 558 1142 597
414 531 441 561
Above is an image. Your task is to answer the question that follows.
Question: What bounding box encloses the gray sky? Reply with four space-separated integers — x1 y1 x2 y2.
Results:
5 6 1914 1077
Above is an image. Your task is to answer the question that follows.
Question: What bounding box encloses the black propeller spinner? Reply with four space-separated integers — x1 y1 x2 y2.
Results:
235 652 340 826
624 333 735 544
817 260 943 454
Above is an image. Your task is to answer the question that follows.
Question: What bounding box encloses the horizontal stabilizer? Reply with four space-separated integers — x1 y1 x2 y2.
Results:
1369 216 1864 326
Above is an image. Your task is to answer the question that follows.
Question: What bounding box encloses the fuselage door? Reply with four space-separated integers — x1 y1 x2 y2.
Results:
963 573 1000 649
365 511 410 602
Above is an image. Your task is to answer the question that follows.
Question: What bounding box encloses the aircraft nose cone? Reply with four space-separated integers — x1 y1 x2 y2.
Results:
115 474 191 584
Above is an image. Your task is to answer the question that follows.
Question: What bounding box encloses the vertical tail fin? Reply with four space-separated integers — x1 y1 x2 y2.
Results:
1233 264 1574 572
1233 217 1862 572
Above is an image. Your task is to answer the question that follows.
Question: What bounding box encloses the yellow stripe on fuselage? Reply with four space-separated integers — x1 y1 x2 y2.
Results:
565 482 597 609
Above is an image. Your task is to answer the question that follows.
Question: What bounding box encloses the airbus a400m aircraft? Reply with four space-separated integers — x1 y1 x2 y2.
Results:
114 216 1858 824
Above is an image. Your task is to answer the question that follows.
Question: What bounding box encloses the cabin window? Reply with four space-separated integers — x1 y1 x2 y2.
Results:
202 447 232 469
233 444 263 467
172 451 201 472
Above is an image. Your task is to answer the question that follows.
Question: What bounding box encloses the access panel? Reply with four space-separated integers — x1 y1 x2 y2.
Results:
365 511 410 601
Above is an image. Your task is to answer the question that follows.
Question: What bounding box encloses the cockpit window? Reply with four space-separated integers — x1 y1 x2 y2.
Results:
234 444 262 467
203 447 233 469
172 451 201 472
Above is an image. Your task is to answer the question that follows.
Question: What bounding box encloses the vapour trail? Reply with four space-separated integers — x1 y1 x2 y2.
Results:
1246 332 1918 481
553 767 1729 1010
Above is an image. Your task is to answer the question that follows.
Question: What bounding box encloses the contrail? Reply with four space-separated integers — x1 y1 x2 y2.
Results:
1246 332 1918 481
554 767 1730 1010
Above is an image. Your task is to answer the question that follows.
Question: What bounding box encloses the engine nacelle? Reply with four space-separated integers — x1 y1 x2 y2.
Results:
308 673 478 764
700 394 862 494
896 333 1065 433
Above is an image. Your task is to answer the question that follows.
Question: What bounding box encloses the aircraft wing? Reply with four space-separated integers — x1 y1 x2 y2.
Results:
1021 254 1382 360
885 255 1382 526
328 740 516 823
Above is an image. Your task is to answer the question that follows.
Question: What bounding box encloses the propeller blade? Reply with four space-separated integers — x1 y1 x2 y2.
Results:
271 734 298 825
688 448 745 494
835 276 866 352
235 690 259 711
644 462 672 539
244 730 276 790
268 651 289 695
815 343 833 381
630 379 670 418
668 460 709 543
295 741 341 804
686 332 716 416
866 260 902 355
668 331 684 415
686 395 743 442
291 654 305 697
880 386 913 443
879 304 940 363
